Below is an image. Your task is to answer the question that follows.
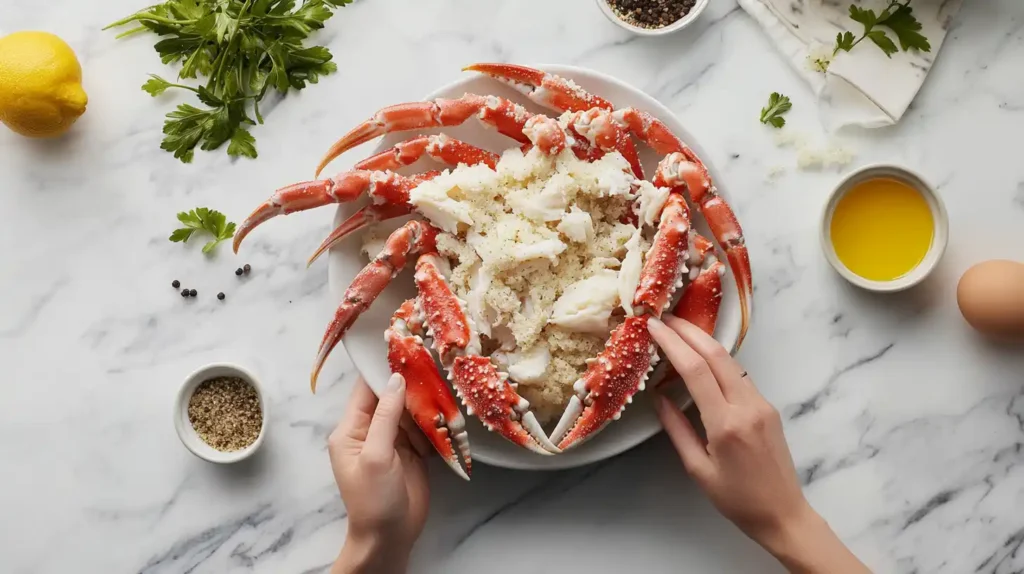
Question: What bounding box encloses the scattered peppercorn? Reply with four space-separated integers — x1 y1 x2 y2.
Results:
189 289 198 297
607 0 695 29
172 280 180 288
217 292 226 300
235 267 244 276
188 376 263 452
243 263 251 275
181 289 189 297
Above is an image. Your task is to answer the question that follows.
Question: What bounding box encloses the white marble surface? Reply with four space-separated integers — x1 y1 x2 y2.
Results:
2 1 1023 572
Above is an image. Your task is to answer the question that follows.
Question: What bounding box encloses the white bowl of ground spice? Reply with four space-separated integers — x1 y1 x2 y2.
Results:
597 0 708 36
174 363 267 464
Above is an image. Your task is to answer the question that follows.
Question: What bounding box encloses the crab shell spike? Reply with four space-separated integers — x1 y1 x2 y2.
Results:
387 317 471 480
316 94 533 178
553 316 656 451
310 221 438 391
450 355 560 454
464 63 614 113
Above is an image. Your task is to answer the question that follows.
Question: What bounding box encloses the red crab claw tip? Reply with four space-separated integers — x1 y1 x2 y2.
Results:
316 122 385 178
232 201 280 253
551 316 657 451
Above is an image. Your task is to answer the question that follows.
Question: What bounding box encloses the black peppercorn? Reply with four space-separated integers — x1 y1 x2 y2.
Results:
189 289 198 297
607 0 692 28
181 289 189 297
236 267 244 276
172 280 180 288
217 292 226 300
243 263 251 275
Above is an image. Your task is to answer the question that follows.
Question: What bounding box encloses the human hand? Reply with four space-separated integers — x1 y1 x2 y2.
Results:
329 374 431 574
648 316 869 574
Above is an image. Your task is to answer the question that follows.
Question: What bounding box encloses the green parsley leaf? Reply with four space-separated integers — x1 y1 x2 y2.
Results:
759 92 792 129
142 74 174 96
170 207 237 255
878 3 931 52
835 31 856 53
227 127 258 159
848 5 877 28
867 30 899 57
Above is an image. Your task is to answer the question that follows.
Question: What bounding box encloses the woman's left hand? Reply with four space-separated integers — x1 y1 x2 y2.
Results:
329 374 431 574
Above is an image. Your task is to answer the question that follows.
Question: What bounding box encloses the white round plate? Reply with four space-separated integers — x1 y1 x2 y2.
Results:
328 64 743 471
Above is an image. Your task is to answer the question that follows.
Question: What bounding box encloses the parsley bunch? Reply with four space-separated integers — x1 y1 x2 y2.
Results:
833 1 931 60
105 0 352 163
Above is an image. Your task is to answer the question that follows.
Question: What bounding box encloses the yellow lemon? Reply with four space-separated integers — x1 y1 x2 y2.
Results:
0 31 88 138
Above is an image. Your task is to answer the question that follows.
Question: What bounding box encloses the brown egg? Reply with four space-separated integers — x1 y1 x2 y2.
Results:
957 260 1024 340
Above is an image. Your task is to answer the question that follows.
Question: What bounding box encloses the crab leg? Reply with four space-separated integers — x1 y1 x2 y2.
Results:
311 220 439 390
463 63 613 113
233 171 430 253
414 254 558 454
553 192 693 451
672 232 724 336
354 134 499 172
550 316 659 450
316 94 534 177
387 299 472 480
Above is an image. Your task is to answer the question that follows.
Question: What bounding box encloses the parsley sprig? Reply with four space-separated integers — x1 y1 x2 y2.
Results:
170 208 237 254
106 0 352 163
832 1 931 60
760 93 792 128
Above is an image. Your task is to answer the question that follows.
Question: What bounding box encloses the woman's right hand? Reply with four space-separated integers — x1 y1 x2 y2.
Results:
648 316 870 574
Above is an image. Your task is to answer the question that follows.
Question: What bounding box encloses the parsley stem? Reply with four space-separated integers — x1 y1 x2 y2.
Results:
103 13 198 30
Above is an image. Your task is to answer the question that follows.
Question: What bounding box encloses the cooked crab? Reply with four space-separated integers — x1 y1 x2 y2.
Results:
233 64 749 480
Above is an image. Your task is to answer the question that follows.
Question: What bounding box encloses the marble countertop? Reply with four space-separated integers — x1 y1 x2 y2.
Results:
2 0 1023 572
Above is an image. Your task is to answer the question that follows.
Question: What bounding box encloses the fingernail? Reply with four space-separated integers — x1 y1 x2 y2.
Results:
387 373 405 393
648 316 666 334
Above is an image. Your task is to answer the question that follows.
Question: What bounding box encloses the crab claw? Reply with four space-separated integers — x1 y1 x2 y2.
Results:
450 356 560 455
388 309 471 480
464 63 613 113
550 316 658 451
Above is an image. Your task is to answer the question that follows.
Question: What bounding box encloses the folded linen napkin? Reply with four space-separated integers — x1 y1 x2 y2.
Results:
737 0 963 130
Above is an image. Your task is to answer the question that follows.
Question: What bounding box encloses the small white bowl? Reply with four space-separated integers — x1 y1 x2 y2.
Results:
596 0 709 36
821 164 949 292
174 363 267 464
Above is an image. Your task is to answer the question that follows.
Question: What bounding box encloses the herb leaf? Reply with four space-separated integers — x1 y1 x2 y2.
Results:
107 0 352 163
867 30 899 57
760 92 792 129
170 208 237 255
878 3 931 52
829 1 931 64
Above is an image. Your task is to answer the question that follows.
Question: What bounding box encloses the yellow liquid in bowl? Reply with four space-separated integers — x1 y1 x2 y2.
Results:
829 177 934 282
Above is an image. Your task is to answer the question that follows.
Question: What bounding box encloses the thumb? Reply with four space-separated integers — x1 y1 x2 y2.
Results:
364 373 406 456
655 394 713 480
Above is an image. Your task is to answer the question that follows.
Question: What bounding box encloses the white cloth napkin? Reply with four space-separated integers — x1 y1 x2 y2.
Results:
737 0 963 130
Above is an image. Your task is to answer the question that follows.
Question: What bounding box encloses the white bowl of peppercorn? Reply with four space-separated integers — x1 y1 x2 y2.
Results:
597 0 707 36
174 363 267 464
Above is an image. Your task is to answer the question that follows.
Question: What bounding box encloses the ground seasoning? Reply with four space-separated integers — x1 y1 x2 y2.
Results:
607 0 696 29
188 377 263 451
